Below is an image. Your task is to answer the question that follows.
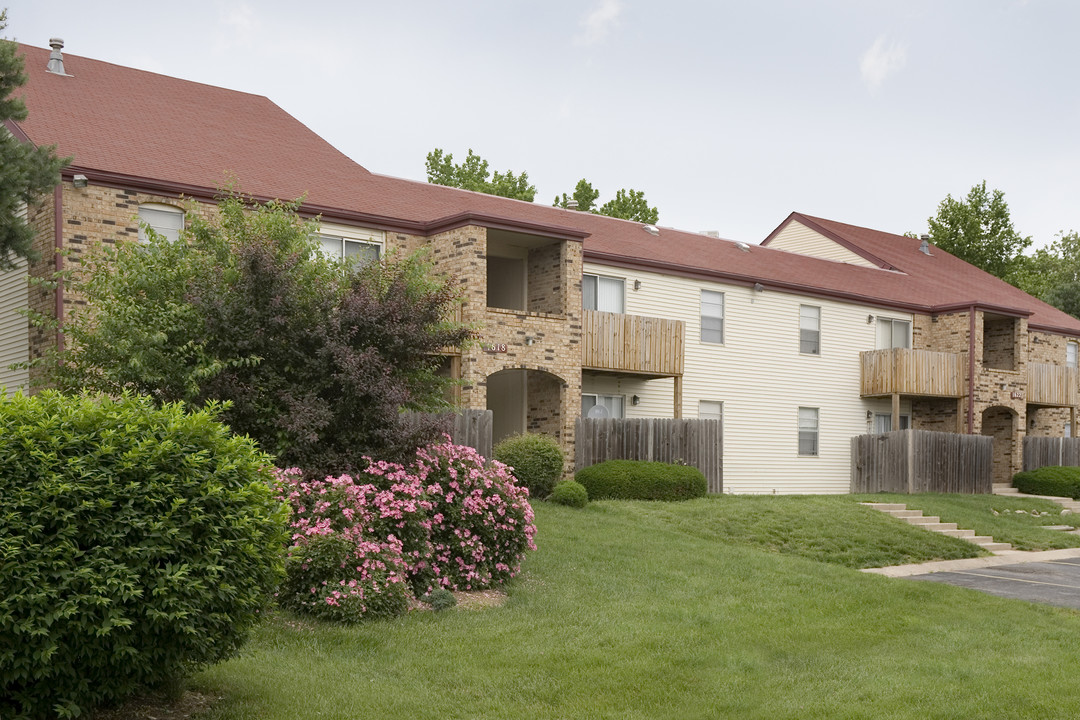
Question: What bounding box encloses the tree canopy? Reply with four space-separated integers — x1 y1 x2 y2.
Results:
425 148 536 201
0 10 69 267
554 179 659 224
926 181 1031 286
37 193 473 475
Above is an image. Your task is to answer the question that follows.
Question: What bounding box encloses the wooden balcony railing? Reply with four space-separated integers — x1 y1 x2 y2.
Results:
1027 362 1079 406
582 310 684 377
860 348 964 398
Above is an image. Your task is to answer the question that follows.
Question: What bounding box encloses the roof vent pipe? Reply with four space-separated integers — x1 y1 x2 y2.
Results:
919 234 931 256
46 38 72 76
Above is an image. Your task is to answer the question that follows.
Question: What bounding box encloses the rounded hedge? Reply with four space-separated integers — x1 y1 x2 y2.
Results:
1012 466 1080 500
549 480 589 508
0 391 287 719
575 460 707 501
493 432 565 498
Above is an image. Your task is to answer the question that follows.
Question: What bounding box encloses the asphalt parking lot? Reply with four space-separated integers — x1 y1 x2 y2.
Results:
862 548 1080 610
909 556 1080 610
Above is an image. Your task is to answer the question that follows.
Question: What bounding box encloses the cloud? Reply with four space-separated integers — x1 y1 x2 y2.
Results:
860 35 907 92
217 3 259 49
576 0 623 46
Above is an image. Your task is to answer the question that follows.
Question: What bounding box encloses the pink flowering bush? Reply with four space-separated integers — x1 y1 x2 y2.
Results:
415 442 537 591
274 442 537 622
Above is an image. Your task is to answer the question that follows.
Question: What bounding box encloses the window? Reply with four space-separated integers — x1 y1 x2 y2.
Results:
582 394 624 418
583 274 624 313
701 290 724 344
876 317 911 349
798 407 819 456
319 234 381 267
874 414 910 433
1068 342 1078 369
698 400 723 421
1067 422 1073 438
800 305 820 355
138 203 184 243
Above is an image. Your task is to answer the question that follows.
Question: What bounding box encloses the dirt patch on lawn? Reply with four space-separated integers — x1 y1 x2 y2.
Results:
90 690 220 720
453 588 507 609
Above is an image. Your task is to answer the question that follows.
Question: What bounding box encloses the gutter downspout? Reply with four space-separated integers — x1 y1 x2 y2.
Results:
54 184 63 354
967 305 975 434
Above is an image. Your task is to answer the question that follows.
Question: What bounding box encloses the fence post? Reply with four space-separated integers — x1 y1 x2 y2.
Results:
906 429 915 494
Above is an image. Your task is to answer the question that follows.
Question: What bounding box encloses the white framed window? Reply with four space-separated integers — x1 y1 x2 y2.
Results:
701 290 724 344
317 223 384 269
319 235 381 267
798 407 819 456
874 414 910 433
800 305 820 355
876 317 911 350
698 400 723 421
138 203 184 243
1068 341 1078 369
582 393 624 418
1067 421 1073 438
583 274 624 313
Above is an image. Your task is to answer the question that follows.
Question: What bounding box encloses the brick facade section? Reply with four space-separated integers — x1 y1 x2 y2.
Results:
913 310 1080 483
389 225 583 474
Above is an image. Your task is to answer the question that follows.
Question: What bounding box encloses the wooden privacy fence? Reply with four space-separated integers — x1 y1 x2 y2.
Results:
850 429 992 494
404 409 493 459
575 417 723 493
1023 436 1080 472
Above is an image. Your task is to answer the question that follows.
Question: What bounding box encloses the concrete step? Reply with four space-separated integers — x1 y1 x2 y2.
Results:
886 510 925 519
939 528 976 538
981 542 1014 552
1044 525 1074 531
993 486 1020 494
920 522 959 532
905 515 941 525
861 503 907 511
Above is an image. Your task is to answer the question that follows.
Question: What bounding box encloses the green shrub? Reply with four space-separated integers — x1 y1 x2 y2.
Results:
549 480 589 508
493 433 565 498
426 588 457 612
1013 466 1080 499
0 391 287 720
575 460 707 501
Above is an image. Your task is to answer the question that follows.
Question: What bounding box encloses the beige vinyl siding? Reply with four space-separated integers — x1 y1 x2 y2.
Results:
0 204 29 394
584 261 913 494
766 221 878 268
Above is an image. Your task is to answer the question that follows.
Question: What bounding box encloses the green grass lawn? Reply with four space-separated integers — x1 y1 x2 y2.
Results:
189 498 1080 719
856 493 1080 551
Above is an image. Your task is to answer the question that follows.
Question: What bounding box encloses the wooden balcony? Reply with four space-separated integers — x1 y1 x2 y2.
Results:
582 309 684 377
860 348 964 398
1027 362 1079 406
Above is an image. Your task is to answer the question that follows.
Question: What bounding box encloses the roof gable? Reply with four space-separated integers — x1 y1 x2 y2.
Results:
761 216 881 268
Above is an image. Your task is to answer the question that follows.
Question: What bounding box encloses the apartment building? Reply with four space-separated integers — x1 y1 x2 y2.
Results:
7 40 1080 492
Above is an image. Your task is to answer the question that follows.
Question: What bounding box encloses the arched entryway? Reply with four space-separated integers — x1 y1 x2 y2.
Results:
486 368 566 445
981 406 1017 486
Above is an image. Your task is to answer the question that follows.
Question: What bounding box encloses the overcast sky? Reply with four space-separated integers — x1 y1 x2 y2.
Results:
5 0 1078 248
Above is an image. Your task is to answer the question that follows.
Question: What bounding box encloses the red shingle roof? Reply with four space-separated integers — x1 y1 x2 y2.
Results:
12 43 1080 336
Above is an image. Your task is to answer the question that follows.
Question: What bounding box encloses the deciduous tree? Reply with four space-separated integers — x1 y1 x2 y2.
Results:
554 179 659 224
926 181 1031 286
425 147 536 201
38 193 474 475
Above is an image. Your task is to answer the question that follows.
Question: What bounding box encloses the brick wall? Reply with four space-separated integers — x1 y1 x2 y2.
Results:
526 242 564 314
982 316 1018 371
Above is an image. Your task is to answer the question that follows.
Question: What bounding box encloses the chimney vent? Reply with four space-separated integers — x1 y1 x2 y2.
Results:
566 199 579 210
46 38 72 76
919 234 931 256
